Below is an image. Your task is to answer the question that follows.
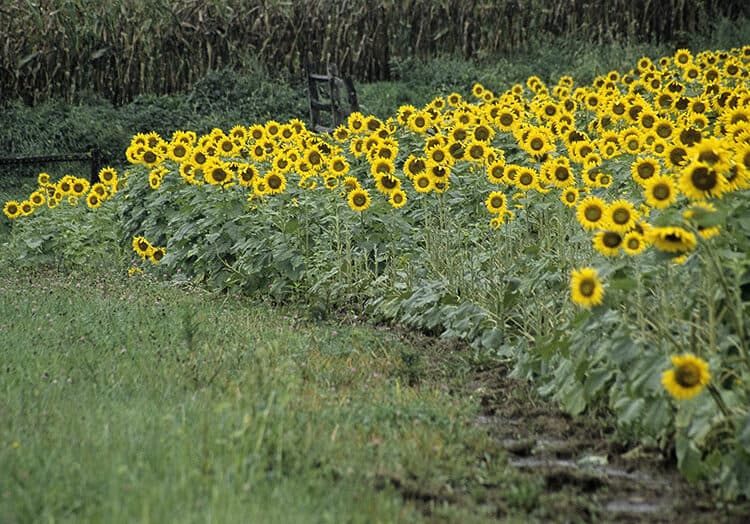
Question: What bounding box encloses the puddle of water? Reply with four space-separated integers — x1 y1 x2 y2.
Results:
508 456 666 486
605 499 665 514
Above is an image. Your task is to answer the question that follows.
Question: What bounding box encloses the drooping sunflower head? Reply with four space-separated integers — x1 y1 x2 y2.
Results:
648 226 698 253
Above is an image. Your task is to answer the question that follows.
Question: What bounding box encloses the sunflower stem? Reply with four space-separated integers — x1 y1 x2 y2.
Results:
700 246 750 371
707 383 733 423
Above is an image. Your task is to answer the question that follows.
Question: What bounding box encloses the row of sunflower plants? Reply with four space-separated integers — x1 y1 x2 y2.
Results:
4 44 750 497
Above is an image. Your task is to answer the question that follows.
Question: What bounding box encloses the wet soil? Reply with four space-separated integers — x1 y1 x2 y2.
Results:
467 362 750 523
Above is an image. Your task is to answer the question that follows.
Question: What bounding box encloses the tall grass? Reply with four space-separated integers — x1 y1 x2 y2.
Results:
2 0 749 104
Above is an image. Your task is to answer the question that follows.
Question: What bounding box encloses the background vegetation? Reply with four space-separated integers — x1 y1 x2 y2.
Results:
2 0 750 105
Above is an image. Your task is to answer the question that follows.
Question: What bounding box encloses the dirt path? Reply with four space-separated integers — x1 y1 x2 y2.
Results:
469 363 750 523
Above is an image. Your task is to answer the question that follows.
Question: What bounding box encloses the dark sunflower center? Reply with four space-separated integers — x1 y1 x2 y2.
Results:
691 166 717 190
417 176 430 188
656 124 672 138
409 158 426 174
669 147 687 166
579 279 596 297
490 196 504 208
584 206 602 221
612 208 630 224
519 173 533 186
697 150 720 165
143 151 157 164
432 150 445 162
627 237 640 249
675 363 700 388
490 166 504 180
381 176 397 189
652 183 671 200
603 232 622 248
500 114 514 126
637 163 655 179
353 193 366 206
268 175 282 189
530 138 544 151
474 126 490 141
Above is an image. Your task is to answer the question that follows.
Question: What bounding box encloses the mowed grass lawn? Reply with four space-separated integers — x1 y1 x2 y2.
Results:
0 266 532 523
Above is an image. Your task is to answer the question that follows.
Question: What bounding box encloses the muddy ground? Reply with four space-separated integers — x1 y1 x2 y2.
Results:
389 328 750 523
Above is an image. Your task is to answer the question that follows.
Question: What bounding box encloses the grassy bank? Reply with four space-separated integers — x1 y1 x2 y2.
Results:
1 266 519 522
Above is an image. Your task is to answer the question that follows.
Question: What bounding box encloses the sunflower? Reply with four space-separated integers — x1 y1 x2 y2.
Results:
619 130 643 155
148 169 163 190
29 190 46 207
495 108 519 131
521 128 555 157
404 155 428 179
375 174 401 194
347 188 371 212
576 196 607 230
643 174 678 209
132 236 153 260
371 158 396 179
569 267 604 308
3 200 21 219
472 123 495 142
678 160 727 200
407 111 431 134
661 354 710 400
622 231 648 255
664 144 689 169
629 156 660 186
149 246 166 265
328 156 350 177
593 230 623 256
389 189 407 209
638 109 658 130
204 161 233 186
682 202 721 239
549 158 576 188
86 192 102 209
648 226 697 253
90 183 107 198
673 49 693 67
413 173 433 193
560 187 579 207
447 141 466 163
485 191 507 214
515 167 539 191
236 164 259 187
426 144 451 165
264 171 287 195
465 140 489 163
486 160 507 185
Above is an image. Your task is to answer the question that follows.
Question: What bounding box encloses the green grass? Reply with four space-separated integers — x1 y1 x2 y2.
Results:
0 266 539 523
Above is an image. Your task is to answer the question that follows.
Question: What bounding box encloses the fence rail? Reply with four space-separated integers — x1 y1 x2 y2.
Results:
0 150 103 184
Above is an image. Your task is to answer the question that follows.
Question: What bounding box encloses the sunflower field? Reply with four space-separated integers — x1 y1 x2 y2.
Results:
4 45 750 498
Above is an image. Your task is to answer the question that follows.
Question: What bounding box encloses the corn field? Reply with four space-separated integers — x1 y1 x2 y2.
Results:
1 0 749 105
